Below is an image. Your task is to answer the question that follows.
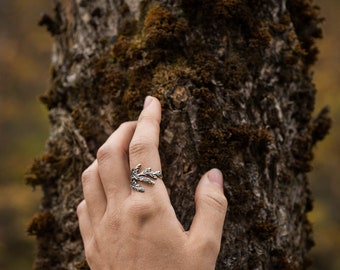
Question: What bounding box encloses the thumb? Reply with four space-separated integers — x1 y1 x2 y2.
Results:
189 169 228 250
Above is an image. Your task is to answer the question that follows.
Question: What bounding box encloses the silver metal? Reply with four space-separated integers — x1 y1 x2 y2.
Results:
130 164 162 193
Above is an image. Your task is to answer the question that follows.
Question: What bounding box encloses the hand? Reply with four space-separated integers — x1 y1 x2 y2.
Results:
77 96 228 270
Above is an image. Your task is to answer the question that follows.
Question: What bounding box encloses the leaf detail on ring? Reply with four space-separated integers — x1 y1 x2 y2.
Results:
130 164 162 193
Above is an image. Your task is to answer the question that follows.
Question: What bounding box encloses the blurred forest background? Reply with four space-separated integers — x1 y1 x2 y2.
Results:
0 0 338 269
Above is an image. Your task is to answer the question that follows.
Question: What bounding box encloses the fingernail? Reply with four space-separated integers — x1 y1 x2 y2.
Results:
143 96 153 108
207 168 223 187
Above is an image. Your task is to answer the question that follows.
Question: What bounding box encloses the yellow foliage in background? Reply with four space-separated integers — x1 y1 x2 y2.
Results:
309 0 340 269
0 1 51 269
0 0 338 269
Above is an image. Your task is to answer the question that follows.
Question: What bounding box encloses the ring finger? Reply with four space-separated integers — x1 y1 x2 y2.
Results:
129 97 169 199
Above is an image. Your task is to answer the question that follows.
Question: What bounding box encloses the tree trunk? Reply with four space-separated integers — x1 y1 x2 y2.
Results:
27 0 331 269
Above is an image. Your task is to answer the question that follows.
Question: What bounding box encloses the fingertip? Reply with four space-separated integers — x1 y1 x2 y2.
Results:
142 96 161 113
137 96 162 128
197 169 228 209
207 168 224 188
143 96 153 108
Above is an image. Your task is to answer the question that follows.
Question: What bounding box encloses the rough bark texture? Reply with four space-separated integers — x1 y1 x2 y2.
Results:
27 0 331 269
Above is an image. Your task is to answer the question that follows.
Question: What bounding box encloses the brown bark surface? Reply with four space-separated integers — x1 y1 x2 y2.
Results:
27 0 331 269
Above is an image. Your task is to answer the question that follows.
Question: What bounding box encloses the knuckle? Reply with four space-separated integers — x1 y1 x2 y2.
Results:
119 121 132 130
84 238 97 263
125 197 158 220
202 192 228 213
107 215 122 232
104 209 122 230
193 233 221 257
201 236 221 256
96 144 112 163
139 114 160 127
97 142 125 164
81 167 94 187
77 200 87 216
129 138 156 157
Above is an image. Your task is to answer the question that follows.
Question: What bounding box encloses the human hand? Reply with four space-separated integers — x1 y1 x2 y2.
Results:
77 96 228 270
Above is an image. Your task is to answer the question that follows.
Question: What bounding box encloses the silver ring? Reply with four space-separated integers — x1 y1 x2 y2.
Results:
130 164 162 193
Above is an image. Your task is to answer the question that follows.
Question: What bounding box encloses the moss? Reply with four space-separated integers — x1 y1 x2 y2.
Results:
119 2 130 16
151 59 195 105
291 132 314 173
95 67 127 94
192 87 215 101
122 68 152 119
311 106 331 145
143 6 188 51
89 4 192 120
198 125 271 164
112 36 134 66
224 53 249 89
88 0 283 132
39 85 66 110
38 2 63 36
251 221 277 241
270 249 295 270
289 75 316 124
27 212 55 237
180 0 255 27
248 25 272 49
225 126 271 151
26 153 59 188
75 261 89 270
271 11 291 34
71 103 112 145
286 0 323 66
226 184 253 222
191 52 220 85
33 0 326 267
119 18 138 37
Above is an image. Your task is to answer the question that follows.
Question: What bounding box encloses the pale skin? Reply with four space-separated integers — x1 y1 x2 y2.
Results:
77 96 228 270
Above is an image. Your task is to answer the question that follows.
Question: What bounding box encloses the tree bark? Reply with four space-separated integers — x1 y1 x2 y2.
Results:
27 0 331 269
